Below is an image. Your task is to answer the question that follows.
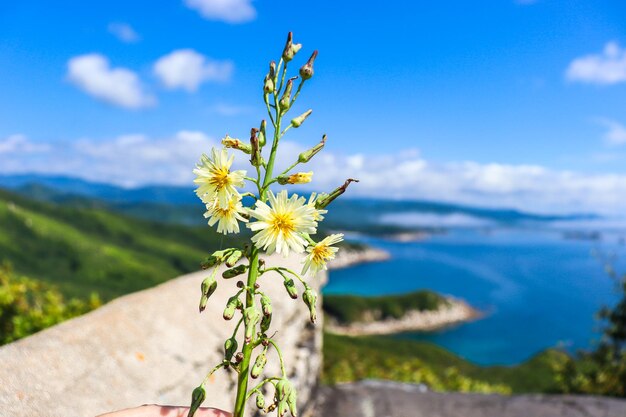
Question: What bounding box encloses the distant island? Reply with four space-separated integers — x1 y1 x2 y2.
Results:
322 290 480 336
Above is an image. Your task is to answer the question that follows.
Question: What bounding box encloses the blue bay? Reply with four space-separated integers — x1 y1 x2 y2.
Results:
325 228 625 366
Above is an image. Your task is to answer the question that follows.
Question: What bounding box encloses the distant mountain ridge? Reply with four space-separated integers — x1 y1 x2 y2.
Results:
0 174 597 229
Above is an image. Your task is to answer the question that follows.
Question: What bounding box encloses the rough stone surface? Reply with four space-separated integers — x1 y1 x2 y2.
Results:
317 380 626 417
0 255 323 417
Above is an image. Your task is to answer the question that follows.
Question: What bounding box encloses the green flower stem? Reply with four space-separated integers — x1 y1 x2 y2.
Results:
280 124 292 138
232 249 260 417
268 339 287 377
245 377 281 401
202 361 228 386
288 81 305 110
264 266 308 288
276 59 287 96
233 76 285 417
264 94 276 127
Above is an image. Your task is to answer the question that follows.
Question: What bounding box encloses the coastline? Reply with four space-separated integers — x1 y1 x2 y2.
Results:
325 297 481 336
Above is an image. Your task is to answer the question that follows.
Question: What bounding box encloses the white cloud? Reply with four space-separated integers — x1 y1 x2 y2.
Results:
0 134 50 154
153 49 233 92
3 134 626 214
566 41 626 85
184 0 256 23
107 22 140 43
595 118 626 146
67 54 155 109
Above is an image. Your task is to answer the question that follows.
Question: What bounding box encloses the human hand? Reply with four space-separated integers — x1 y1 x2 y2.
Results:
97 404 231 417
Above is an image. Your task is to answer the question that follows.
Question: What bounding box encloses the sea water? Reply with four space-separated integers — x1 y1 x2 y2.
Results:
324 227 626 365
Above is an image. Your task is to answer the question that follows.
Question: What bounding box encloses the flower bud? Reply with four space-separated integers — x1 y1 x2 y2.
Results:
244 306 261 342
279 77 297 113
251 352 267 378
315 178 359 209
298 135 326 163
188 385 206 417
250 128 263 167
269 60 276 79
222 135 252 154
259 119 267 147
287 389 298 417
199 295 208 313
224 336 238 361
260 294 272 316
277 171 313 185
201 249 233 269
260 312 272 333
225 250 243 267
201 276 218 297
302 288 318 323
274 380 286 401
290 109 312 128
282 32 302 63
277 400 288 417
299 50 318 80
264 75 275 94
222 264 248 279
256 392 266 410
223 295 242 320
283 279 298 299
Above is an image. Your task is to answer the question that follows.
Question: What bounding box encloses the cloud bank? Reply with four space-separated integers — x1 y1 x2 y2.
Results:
1 133 625 215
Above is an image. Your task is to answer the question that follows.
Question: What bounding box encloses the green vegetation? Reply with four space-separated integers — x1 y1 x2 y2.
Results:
553 261 626 397
0 263 100 344
323 290 447 324
0 188 240 300
323 333 568 394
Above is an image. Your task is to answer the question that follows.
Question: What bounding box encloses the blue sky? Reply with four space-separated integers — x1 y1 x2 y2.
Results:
2 0 626 213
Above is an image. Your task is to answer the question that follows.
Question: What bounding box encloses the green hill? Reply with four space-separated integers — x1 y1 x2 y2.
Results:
323 333 568 393
0 188 240 300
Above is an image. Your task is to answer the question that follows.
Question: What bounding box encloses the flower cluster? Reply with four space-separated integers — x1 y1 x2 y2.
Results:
187 33 357 417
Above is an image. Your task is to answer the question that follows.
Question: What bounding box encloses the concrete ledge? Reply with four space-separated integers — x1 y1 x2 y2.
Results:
0 254 323 417
318 380 626 417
